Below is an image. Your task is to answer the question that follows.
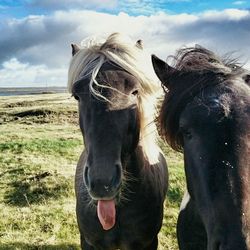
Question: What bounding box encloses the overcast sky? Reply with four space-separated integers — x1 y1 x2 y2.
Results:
0 0 249 87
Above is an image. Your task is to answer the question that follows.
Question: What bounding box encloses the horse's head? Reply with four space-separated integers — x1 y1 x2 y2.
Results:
153 47 250 249
72 63 140 201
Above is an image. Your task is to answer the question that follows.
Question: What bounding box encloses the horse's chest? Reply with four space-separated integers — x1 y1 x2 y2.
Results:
82 198 163 249
76 161 167 249
119 199 163 237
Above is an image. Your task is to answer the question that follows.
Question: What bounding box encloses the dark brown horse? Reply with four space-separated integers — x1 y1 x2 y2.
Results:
152 46 250 250
68 33 168 250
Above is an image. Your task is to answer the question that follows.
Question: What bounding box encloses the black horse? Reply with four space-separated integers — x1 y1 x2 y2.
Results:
152 46 250 250
68 33 168 250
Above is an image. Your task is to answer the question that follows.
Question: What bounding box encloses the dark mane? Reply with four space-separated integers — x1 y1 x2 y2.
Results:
158 45 245 151
170 45 242 73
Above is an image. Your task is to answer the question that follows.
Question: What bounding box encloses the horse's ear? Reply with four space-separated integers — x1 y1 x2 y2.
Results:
136 39 143 49
71 43 81 56
151 54 175 88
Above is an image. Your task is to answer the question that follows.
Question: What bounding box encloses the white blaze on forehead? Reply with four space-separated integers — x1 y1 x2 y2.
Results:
180 190 191 211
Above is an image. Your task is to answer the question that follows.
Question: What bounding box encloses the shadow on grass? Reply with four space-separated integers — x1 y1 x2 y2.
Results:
0 243 80 250
0 167 24 178
13 109 56 118
4 172 73 207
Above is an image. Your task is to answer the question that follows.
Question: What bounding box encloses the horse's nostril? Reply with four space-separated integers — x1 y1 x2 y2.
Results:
84 165 90 188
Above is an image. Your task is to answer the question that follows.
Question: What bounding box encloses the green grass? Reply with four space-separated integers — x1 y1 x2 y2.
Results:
0 93 185 249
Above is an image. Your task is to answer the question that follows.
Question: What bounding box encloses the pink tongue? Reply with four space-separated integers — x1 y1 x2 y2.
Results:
97 200 116 230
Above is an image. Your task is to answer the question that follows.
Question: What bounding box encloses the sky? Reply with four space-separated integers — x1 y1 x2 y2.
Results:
0 0 249 87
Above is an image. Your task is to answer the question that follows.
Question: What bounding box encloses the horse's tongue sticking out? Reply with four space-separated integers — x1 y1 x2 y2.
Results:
97 200 116 230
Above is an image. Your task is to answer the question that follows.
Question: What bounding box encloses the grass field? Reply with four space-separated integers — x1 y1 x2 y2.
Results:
0 93 185 250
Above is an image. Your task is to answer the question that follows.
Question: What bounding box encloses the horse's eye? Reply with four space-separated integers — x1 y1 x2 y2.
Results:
73 94 80 101
132 90 139 96
179 127 192 140
183 131 192 140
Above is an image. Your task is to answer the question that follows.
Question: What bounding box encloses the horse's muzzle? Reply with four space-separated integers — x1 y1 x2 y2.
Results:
84 163 122 200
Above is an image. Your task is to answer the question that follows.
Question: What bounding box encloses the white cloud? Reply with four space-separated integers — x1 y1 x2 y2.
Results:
202 8 249 21
0 58 67 87
0 8 249 87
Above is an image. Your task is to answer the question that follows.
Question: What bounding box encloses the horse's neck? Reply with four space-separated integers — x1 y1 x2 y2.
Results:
124 144 165 180
122 145 167 201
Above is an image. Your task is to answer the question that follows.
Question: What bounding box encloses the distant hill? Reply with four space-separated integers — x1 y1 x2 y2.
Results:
0 87 67 96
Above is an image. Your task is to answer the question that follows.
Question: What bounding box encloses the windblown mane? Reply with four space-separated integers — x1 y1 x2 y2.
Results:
171 45 242 73
159 45 245 151
68 33 162 164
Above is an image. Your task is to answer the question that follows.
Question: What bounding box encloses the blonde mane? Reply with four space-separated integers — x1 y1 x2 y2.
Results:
68 33 162 165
